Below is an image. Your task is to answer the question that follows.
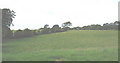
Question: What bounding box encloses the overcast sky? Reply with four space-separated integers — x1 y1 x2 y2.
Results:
0 0 119 30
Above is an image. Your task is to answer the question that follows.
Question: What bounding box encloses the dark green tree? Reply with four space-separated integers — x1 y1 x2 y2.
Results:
51 24 61 33
41 24 50 34
62 21 72 31
44 24 49 28
62 21 72 28
23 28 34 37
72 26 81 30
2 8 16 39
14 29 24 38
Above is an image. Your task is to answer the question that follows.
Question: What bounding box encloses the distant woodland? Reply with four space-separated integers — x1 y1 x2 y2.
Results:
2 8 120 40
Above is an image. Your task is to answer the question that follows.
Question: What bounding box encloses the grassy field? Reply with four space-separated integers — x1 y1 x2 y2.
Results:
2 30 118 61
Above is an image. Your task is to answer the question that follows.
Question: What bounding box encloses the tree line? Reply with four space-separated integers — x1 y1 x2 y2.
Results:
12 21 73 38
2 8 120 40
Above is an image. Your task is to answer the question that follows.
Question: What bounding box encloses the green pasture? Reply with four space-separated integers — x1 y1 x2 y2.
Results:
2 30 118 61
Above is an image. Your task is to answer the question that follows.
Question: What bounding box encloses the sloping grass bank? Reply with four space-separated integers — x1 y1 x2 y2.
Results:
2 30 118 61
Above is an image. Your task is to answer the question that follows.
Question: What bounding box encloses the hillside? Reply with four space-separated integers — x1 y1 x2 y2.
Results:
2 30 118 61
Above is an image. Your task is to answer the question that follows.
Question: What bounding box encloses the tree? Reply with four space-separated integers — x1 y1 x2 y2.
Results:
33 29 39 35
62 21 72 31
41 24 50 34
89 24 102 30
72 26 81 30
2 8 16 28
51 24 61 33
14 29 24 38
102 22 118 30
62 21 72 28
44 24 49 28
2 8 16 39
114 21 119 25
23 28 34 37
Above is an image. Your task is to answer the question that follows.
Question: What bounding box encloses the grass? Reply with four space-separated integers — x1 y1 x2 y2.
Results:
2 30 118 61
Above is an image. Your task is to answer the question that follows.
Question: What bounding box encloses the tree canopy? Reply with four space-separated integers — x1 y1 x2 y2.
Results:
62 21 72 28
2 8 16 28
2 8 16 39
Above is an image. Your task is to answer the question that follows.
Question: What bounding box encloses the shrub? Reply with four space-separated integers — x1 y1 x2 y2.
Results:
23 28 34 37
14 29 24 38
